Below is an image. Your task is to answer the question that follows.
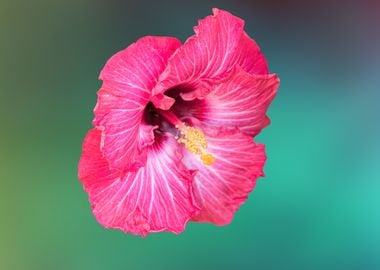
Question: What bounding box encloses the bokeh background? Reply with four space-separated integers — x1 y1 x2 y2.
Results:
1 0 379 269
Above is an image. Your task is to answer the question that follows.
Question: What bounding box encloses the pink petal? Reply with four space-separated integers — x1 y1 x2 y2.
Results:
94 36 181 170
78 129 199 236
237 32 269 75
152 8 269 108
181 128 266 225
173 68 280 137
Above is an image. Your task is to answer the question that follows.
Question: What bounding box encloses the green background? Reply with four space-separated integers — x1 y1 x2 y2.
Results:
1 0 379 269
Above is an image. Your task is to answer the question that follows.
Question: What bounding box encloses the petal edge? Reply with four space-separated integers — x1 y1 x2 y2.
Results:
79 129 199 236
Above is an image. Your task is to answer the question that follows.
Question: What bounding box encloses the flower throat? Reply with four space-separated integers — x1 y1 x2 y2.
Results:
155 109 215 166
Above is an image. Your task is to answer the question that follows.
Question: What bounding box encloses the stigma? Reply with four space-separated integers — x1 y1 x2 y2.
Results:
153 108 215 166
176 125 216 166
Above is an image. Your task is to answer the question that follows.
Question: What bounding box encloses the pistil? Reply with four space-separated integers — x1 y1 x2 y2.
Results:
176 126 215 166
154 108 215 166
154 109 183 127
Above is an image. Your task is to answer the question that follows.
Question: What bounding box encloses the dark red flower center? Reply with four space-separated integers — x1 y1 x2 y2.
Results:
143 94 215 166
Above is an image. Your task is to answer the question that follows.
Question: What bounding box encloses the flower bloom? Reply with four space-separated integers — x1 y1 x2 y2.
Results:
78 8 279 236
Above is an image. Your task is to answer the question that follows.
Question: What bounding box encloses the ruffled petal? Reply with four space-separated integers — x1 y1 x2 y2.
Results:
236 32 269 75
94 36 181 170
152 8 269 108
181 128 266 225
78 129 199 236
172 68 279 137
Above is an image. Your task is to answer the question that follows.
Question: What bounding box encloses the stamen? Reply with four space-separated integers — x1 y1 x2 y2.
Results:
200 153 216 166
153 108 215 166
177 125 215 166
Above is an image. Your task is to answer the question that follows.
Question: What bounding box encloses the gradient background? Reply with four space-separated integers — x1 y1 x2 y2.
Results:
1 0 379 269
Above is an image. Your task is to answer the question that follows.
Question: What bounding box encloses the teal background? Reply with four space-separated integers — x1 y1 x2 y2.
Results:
1 0 379 269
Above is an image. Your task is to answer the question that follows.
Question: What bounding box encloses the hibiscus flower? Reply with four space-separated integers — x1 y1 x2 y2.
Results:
78 8 279 236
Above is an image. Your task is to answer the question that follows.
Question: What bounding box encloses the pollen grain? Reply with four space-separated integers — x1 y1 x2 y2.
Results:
200 153 216 166
176 125 215 166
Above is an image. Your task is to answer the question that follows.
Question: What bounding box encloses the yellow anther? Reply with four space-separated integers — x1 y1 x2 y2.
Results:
201 153 216 166
176 125 216 166
178 126 207 154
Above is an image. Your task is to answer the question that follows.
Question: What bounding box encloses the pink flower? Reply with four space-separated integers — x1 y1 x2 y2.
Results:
78 8 279 236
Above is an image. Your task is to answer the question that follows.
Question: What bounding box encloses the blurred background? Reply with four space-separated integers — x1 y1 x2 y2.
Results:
1 0 379 269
